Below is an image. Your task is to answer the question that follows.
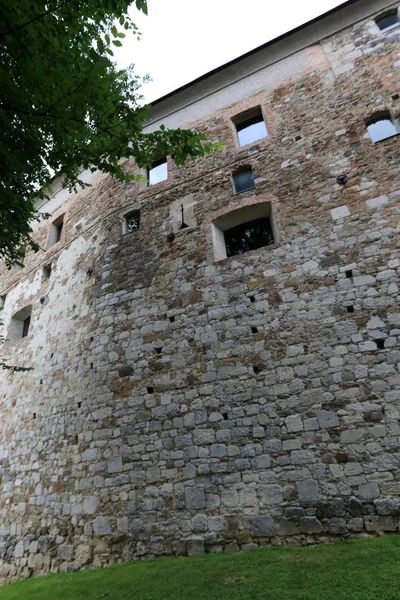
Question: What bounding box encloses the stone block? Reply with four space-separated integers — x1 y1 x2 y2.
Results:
297 479 319 502
358 483 380 501
258 484 283 505
299 517 323 534
185 487 205 510
316 410 339 429
364 516 397 532
366 195 388 209
186 538 205 556
107 456 122 474
93 517 112 536
330 205 350 220
285 414 303 432
252 515 276 537
83 496 100 515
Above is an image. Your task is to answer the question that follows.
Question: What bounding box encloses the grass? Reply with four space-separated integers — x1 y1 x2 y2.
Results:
1 536 400 600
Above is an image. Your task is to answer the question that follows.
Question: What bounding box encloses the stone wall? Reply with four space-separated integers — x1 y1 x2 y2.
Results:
0 3 400 584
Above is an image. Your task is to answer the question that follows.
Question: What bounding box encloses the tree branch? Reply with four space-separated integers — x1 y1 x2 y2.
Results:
0 0 76 40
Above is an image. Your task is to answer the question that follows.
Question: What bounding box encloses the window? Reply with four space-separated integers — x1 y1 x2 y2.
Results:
123 210 140 234
49 214 65 246
233 107 268 147
42 263 52 280
148 157 167 186
375 8 399 31
0 295 6 310
233 167 255 193
366 112 400 142
8 305 33 342
225 218 274 257
211 201 277 261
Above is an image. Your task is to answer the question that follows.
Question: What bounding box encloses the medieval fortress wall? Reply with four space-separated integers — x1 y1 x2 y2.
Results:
0 0 400 583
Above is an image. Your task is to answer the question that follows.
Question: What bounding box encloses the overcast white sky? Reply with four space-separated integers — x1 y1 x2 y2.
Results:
114 0 347 103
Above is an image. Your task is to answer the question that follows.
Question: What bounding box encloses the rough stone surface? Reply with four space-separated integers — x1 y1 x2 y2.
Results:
0 2 400 584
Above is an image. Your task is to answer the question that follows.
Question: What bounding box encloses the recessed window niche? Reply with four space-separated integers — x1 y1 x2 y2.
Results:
122 210 140 234
211 201 277 261
8 305 33 342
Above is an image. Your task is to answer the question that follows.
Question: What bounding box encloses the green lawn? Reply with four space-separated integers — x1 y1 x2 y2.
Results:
1 536 399 600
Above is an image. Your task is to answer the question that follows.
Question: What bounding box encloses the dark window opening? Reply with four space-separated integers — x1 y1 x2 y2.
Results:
124 210 140 233
249 295 255 303
366 112 400 142
155 347 162 354
251 326 258 334
22 316 31 338
77 401 82 408
345 270 353 279
168 315 175 323
376 339 385 349
148 157 167 186
224 217 275 257
235 111 268 146
392 94 400 101
0 295 6 310
56 221 63 242
375 9 399 31
346 305 355 314
147 386 154 394
43 264 52 280
295 135 302 141
233 168 255 193
253 365 260 374
33 412 36 419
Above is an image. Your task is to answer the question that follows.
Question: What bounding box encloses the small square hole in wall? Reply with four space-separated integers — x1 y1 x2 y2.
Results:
253 365 261 374
392 94 400 101
249 295 255 303
222 412 229 420
155 347 162 354
345 270 353 279
33 412 36 419
90 363 93 369
251 326 258 334
376 339 385 349
295 135 302 141
147 386 154 394
77 401 82 408
168 315 175 323
346 305 355 313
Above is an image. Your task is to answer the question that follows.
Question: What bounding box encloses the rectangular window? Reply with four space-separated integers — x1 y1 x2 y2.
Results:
148 157 168 186
123 210 140 234
233 168 255 193
233 108 268 147
42 264 52 280
49 214 65 246
22 316 31 338
224 217 275 257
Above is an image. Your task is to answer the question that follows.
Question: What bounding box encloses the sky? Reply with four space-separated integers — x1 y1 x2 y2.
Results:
114 0 347 103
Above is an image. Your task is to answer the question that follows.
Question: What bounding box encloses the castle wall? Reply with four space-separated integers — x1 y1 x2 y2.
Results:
0 1 400 584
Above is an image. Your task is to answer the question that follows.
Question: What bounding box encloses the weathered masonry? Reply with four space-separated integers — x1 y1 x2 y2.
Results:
1 0 400 584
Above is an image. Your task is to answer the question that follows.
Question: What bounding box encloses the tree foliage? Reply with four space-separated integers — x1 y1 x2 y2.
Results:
0 0 219 266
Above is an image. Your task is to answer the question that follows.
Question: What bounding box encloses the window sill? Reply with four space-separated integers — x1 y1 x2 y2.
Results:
371 132 400 143
214 242 281 264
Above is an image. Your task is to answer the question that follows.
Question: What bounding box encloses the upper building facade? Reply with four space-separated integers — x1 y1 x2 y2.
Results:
0 0 400 584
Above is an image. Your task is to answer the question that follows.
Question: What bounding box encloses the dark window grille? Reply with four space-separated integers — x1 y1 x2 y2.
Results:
233 168 255 193
224 217 275 257
125 211 140 233
375 9 399 30
22 316 31 338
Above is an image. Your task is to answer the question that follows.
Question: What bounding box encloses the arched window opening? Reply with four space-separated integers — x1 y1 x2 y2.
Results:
366 112 400 142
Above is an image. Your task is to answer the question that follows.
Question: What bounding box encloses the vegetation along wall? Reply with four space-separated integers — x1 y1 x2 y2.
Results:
0 0 400 584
